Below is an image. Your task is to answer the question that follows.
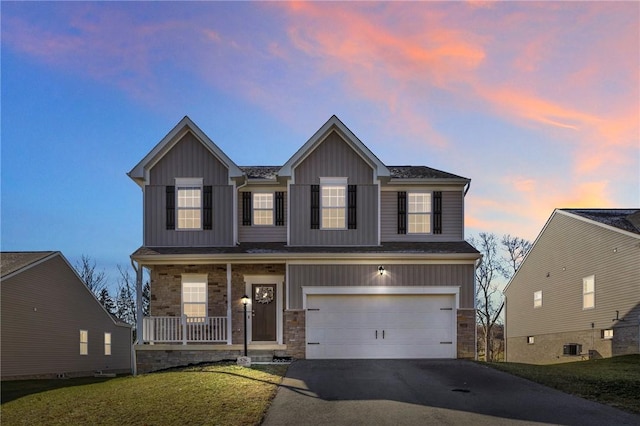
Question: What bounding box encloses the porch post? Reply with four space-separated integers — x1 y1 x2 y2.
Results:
227 263 232 345
132 260 143 344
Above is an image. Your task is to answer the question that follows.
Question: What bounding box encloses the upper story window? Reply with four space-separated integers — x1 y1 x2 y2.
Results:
176 178 203 230
182 274 208 322
253 193 274 226
104 332 112 355
533 290 542 308
321 178 347 229
408 192 431 234
583 275 595 309
80 330 88 355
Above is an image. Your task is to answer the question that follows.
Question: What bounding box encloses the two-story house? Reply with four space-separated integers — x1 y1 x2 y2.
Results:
128 116 480 373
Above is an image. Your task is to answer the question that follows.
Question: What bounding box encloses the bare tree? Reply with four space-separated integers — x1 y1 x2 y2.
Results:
75 254 107 296
501 234 532 276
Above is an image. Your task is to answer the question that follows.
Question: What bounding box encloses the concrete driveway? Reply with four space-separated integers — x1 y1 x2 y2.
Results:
262 359 639 426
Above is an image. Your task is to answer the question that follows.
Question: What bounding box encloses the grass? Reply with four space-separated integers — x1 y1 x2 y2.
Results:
484 354 640 414
1 363 288 425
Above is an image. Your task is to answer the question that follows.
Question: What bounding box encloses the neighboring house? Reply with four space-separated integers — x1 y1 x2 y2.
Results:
504 209 640 364
128 115 481 373
1 251 133 380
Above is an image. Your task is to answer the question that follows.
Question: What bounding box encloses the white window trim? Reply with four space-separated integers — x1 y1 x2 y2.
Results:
407 191 432 234
253 192 275 226
104 332 112 356
583 275 595 310
175 177 203 231
602 329 614 339
527 336 535 344
320 177 347 230
80 329 88 355
533 290 542 308
244 275 284 345
182 274 208 322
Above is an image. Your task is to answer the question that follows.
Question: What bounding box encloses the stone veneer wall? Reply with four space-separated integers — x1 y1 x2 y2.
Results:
136 348 241 374
284 310 306 359
457 309 476 359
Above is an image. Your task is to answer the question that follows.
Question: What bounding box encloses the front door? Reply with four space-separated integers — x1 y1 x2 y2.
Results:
252 284 277 341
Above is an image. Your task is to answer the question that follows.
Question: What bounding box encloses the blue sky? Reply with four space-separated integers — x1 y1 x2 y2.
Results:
2 1 638 289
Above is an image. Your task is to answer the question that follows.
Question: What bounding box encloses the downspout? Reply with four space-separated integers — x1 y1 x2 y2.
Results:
235 176 248 245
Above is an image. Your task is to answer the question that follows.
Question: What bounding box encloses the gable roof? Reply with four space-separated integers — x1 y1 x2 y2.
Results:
128 116 244 187
1 251 57 279
278 115 391 180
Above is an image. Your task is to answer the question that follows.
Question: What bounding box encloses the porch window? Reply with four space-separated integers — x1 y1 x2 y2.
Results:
104 332 111 355
321 177 347 229
253 193 274 225
80 330 88 355
176 178 203 230
182 274 207 322
583 275 595 309
408 192 431 234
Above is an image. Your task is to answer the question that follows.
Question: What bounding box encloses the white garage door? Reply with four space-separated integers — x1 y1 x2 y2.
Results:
306 294 456 359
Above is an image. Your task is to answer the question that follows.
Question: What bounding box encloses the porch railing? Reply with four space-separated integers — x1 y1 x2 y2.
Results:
142 316 227 344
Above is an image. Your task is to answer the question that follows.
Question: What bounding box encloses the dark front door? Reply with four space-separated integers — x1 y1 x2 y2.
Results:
252 284 277 341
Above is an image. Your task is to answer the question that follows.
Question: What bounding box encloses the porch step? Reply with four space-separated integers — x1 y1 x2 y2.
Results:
246 350 277 363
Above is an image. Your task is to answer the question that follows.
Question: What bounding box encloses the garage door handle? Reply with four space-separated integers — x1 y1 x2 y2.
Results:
382 330 385 339
375 330 378 339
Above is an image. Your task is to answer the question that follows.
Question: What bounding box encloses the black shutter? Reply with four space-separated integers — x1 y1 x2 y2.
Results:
275 192 285 226
203 186 212 230
242 192 252 226
310 185 320 229
433 191 442 234
166 186 175 230
348 185 357 229
397 191 407 234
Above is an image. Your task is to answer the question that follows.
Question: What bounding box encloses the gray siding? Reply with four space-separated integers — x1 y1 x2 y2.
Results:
505 212 640 339
1 256 131 379
238 191 287 242
381 190 464 242
294 131 374 185
149 132 229 185
289 184 378 246
144 185 234 246
289 263 475 309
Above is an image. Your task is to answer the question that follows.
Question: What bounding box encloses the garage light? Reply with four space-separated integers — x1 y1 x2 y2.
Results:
378 266 385 276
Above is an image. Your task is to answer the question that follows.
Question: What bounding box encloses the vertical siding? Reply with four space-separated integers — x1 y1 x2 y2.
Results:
149 132 229 185
145 185 234 246
381 190 464 242
289 185 378 246
237 191 287 242
289 263 474 309
294 131 374 185
1 256 131 379
505 213 640 339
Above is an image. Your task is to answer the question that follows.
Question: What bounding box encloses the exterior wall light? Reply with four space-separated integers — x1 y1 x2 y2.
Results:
378 266 385 276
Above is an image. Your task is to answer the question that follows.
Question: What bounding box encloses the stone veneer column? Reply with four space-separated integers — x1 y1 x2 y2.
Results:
457 309 476 359
284 310 306 359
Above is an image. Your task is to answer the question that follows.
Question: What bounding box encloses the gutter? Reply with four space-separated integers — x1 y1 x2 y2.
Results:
463 180 471 197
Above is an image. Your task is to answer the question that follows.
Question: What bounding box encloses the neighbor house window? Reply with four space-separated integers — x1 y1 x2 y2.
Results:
253 193 274 226
176 178 203 230
408 192 431 233
104 332 112 355
583 275 595 309
601 329 613 339
80 330 88 355
321 178 346 229
527 336 535 344
182 274 207 322
533 290 542 308
563 343 581 356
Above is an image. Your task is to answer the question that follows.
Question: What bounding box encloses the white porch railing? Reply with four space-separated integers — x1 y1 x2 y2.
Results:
143 316 227 344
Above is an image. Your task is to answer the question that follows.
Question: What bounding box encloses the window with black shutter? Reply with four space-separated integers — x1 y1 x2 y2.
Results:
310 185 320 229
166 186 175 230
433 191 442 234
397 191 407 234
203 186 212 230
348 185 357 229
275 192 285 226
242 192 252 226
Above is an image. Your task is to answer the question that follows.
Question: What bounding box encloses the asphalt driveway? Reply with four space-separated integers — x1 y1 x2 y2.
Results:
262 359 639 426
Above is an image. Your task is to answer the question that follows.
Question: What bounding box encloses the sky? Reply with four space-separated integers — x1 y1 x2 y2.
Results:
2 1 639 289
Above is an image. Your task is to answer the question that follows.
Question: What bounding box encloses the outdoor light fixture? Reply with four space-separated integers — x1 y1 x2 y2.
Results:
241 295 249 356
378 266 385 276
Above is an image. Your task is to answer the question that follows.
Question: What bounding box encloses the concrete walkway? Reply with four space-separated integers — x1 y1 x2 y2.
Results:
262 359 640 426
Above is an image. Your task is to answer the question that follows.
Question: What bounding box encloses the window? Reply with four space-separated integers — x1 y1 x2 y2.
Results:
527 336 535 344
563 343 582 356
321 178 346 229
533 290 542 308
80 330 88 355
104 332 112 355
408 192 431 233
583 275 595 309
253 193 274 225
602 329 614 339
182 274 207 322
176 178 202 230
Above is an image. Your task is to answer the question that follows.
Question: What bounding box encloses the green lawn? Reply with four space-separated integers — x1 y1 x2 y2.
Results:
484 354 640 414
1 363 288 425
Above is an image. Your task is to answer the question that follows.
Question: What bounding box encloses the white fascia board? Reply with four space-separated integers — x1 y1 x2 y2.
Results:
278 115 390 179
385 180 470 188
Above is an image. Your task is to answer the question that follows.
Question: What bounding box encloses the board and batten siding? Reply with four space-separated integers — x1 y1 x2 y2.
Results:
149 132 229 185
505 212 640 338
144 185 234 246
289 184 378 246
288 263 475 310
293 131 374 185
1 256 131 379
237 191 287 242
381 190 464 242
